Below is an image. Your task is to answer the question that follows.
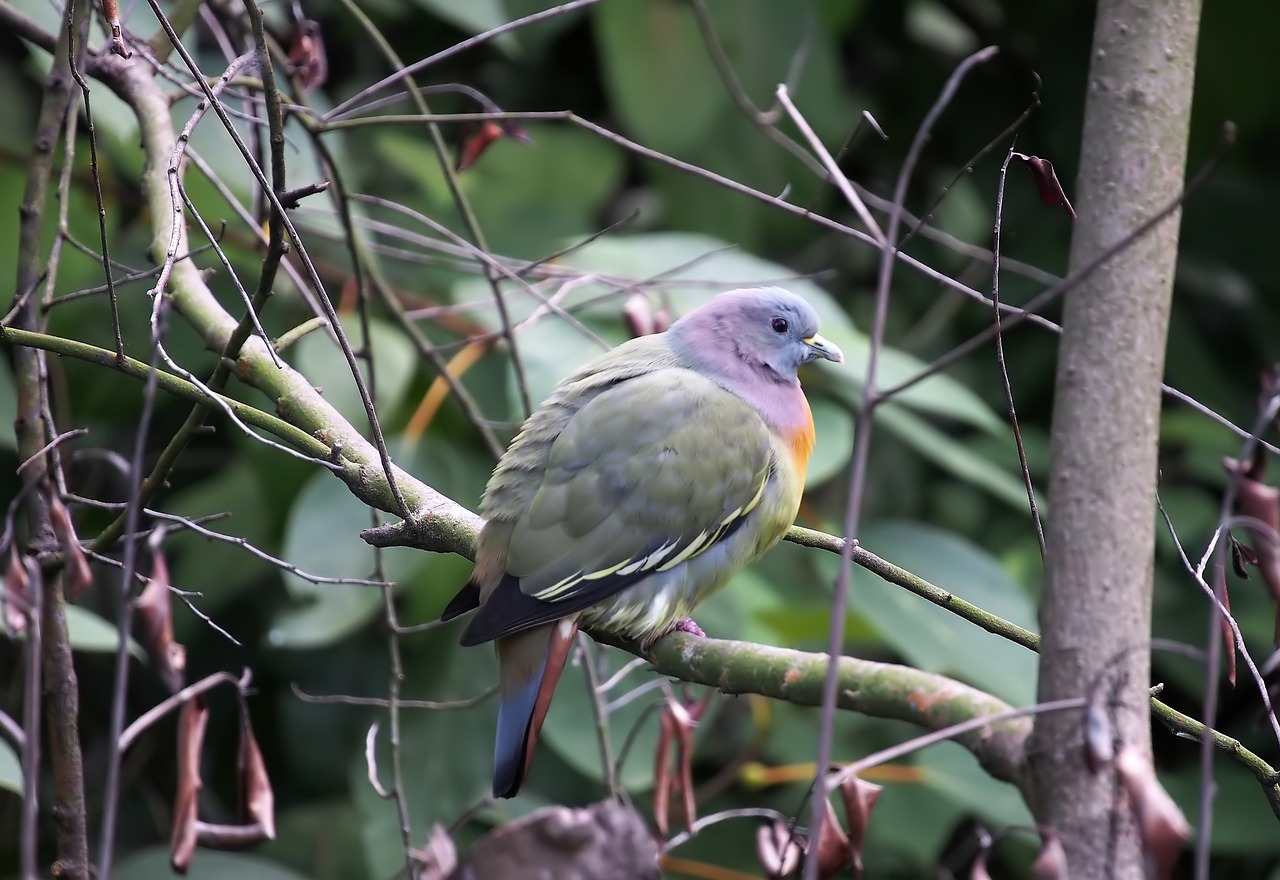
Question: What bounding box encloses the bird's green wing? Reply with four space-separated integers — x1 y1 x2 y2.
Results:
461 367 774 644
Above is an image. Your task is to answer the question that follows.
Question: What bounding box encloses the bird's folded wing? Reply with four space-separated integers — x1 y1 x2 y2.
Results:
460 368 774 644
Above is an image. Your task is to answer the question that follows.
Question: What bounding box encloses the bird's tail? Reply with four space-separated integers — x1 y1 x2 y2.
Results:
492 618 579 798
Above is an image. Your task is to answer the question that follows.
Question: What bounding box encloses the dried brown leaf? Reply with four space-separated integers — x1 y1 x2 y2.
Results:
653 708 674 835
969 852 993 880
1083 687 1114 773
171 697 209 873
623 293 656 338
455 120 532 172
411 823 459 880
836 773 882 874
1030 831 1068 879
239 712 275 840
756 820 802 877
137 540 185 692
4 547 30 635
288 20 327 92
1014 153 1076 218
48 492 92 598
1114 746 1190 880
1226 455 1280 645
811 796 852 878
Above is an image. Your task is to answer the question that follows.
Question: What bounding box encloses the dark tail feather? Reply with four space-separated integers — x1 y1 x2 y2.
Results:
440 579 482 622
492 620 578 798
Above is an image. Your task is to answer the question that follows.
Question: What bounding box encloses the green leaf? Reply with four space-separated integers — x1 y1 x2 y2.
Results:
272 471 413 649
412 0 518 52
592 0 726 155
33 605 145 657
917 741 1033 829
817 520 1039 705
807 398 855 488
0 736 19 795
876 403 1039 514
259 802 373 880
293 317 417 429
165 462 273 621
114 848 312 880
0 360 16 450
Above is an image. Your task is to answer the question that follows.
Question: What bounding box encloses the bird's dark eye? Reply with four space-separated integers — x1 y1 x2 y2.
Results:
771 317 789 334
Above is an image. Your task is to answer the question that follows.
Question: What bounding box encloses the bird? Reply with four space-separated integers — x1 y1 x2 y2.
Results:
440 287 844 798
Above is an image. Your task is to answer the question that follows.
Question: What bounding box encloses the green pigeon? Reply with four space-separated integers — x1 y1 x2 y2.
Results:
441 287 843 797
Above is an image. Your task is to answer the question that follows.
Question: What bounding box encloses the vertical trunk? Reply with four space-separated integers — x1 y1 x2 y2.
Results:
1028 0 1202 875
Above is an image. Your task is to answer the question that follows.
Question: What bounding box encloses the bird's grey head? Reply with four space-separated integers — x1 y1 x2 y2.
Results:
670 287 844 383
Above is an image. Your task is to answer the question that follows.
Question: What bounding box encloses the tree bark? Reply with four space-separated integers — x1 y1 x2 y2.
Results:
1028 0 1202 876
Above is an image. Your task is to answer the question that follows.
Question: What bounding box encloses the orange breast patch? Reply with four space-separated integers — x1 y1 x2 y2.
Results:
786 397 816 475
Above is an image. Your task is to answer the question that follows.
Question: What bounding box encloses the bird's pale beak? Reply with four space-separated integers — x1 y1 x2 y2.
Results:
803 334 844 364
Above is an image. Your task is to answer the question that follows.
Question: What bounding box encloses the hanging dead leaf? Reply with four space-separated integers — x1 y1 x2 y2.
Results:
410 823 459 880
1114 745 1190 880
239 709 276 840
4 547 30 635
756 820 802 877
1013 153 1075 218
171 697 209 873
836 772 882 875
456 119 533 171
47 490 92 598
136 533 185 692
1031 831 1068 879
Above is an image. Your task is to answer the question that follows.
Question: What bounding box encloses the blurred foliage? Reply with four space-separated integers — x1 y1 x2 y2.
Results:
0 0 1278 877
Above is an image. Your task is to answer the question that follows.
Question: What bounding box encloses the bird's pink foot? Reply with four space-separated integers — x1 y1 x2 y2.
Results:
671 617 706 638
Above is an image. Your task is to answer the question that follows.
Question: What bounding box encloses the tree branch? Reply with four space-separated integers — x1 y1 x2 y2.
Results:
597 631 1030 787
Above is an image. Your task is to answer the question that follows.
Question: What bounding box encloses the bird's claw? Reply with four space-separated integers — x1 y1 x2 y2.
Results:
671 618 706 638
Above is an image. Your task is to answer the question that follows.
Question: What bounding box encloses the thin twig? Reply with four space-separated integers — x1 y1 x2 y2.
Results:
19 557 43 880
802 48 999 880
875 122 1237 403
118 669 253 752
830 697 1087 790
661 807 790 854
332 0 533 418
324 0 605 121
579 635 619 799
992 148 1046 558
292 682 497 710
68 52 125 358
775 85 884 244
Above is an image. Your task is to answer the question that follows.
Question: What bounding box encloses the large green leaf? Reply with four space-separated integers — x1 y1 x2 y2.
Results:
0 736 19 795
273 470 421 649
114 848 312 880
592 1 725 155
9 605 146 657
817 520 1039 706
0 360 16 450
807 398 856 488
876 403 1040 514
412 0 514 49
165 461 274 621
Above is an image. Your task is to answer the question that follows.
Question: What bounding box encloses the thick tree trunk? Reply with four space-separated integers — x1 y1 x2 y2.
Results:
1028 0 1202 876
